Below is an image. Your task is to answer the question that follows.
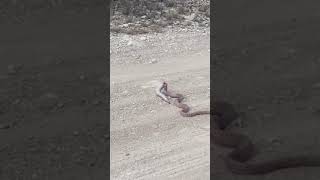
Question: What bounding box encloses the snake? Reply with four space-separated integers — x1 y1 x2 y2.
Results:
156 81 320 174
157 81 210 117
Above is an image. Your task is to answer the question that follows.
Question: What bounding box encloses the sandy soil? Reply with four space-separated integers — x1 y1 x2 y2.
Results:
110 28 210 179
2 1 320 180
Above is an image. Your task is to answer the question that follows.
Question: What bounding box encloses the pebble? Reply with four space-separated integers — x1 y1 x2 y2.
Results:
127 40 133 46
149 59 158 64
140 36 147 41
122 90 129 95
122 23 129 28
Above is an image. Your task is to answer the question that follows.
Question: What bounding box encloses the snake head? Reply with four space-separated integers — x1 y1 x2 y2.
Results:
159 81 168 94
156 81 170 104
162 81 168 91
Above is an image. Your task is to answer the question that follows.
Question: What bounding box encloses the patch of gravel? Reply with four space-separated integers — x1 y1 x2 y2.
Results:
110 26 210 65
111 0 210 35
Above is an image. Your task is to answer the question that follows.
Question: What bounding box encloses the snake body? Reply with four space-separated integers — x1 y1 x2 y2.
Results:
159 82 210 117
212 102 320 174
158 82 320 174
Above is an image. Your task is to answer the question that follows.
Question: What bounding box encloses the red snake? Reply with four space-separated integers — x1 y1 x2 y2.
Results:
157 81 320 174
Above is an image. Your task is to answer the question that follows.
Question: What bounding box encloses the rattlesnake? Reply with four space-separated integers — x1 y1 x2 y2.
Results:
157 82 210 117
156 81 320 174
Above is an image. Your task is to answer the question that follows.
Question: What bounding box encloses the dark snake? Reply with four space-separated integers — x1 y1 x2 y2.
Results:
157 82 320 174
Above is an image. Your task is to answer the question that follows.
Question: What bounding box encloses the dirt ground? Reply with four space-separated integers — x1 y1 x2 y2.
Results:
2 1 320 180
110 27 210 179
0 7 108 180
213 0 320 179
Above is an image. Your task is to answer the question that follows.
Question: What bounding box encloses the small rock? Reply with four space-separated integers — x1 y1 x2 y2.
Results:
127 40 133 46
140 36 147 41
122 90 129 95
149 59 158 64
122 23 129 28
185 13 196 21
182 20 192 26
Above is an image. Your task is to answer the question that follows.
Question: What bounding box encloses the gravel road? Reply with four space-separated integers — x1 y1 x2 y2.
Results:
110 26 210 179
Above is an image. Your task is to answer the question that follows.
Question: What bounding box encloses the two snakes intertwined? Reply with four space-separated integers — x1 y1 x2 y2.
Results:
156 81 320 175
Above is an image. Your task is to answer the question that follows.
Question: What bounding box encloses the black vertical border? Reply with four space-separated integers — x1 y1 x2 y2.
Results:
106 1 111 179
210 0 215 178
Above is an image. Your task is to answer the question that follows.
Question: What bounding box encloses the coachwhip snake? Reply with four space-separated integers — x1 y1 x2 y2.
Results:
156 81 320 174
